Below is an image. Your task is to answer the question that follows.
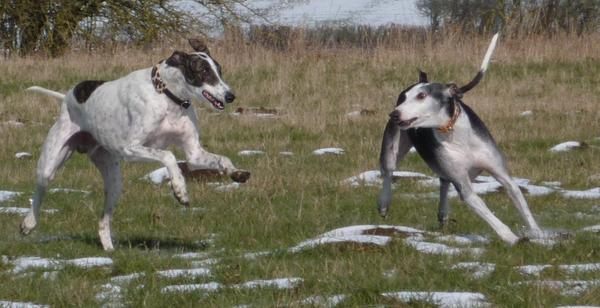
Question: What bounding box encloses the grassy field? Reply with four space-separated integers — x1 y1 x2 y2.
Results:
1 34 600 307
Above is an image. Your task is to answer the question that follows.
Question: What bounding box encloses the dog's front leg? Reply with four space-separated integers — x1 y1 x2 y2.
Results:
183 139 250 183
123 146 189 206
377 117 412 217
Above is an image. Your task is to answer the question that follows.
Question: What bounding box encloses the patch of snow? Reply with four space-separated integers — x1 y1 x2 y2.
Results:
0 207 57 216
243 251 272 260
110 272 145 284
238 150 264 156
95 283 122 302
450 262 496 279
435 234 490 245
64 257 113 268
161 282 222 293
289 235 391 253
209 182 240 192
409 147 417 154
404 237 484 256
342 170 430 187
41 271 58 280
231 277 303 290
381 291 489 308
279 151 294 156
15 152 32 159
312 148 345 155
48 188 91 195
156 268 211 279
519 280 600 296
0 190 22 202
190 258 219 267
0 300 49 308
541 181 562 187
9 256 113 274
549 141 583 153
143 167 170 184
299 294 347 306
516 265 552 276
561 188 600 199
520 110 533 117
346 111 361 117
173 252 211 260
582 225 600 232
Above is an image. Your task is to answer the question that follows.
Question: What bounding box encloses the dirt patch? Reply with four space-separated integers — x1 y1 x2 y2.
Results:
235 106 279 115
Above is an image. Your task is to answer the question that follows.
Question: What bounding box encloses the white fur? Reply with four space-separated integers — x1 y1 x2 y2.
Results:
22 58 242 251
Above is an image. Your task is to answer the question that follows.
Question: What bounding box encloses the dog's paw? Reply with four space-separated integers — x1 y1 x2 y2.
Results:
230 170 251 183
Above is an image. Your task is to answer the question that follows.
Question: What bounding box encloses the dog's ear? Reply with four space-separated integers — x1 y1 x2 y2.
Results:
166 51 187 67
418 69 428 83
447 83 463 99
188 38 210 55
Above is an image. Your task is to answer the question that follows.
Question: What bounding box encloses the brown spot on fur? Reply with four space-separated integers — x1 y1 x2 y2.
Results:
177 162 226 182
68 131 98 153
73 80 105 104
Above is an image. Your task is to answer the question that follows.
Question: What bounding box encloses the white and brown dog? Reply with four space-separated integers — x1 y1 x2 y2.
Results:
23 39 250 251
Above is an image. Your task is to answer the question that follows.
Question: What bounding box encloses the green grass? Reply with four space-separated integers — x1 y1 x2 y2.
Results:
0 39 600 307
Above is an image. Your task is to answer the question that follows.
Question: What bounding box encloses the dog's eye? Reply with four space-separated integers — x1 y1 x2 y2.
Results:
416 92 427 100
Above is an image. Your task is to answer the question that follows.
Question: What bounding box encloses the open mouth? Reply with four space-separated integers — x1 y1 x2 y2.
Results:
398 117 418 128
202 90 224 110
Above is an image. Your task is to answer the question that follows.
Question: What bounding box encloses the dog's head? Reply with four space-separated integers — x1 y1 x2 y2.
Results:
165 39 234 110
390 71 462 130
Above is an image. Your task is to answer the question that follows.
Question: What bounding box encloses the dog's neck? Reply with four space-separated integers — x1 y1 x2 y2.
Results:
152 62 193 109
437 100 461 133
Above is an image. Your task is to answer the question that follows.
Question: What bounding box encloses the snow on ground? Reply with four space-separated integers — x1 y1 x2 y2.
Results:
231 277 303 290
160 282 222 293
517 280 600 296
561 188 600 199
312 147 345 155
238 150 265 156
342 170 429 187
173 252 211 260
110 273 145 285
520 110 533 117
289 235 391 253
298 294 347 306
450 262 496 279
48 188 91 195
404 236 484 257
0 190 22 202
15 152 32 159
143 167 170 184
0 207 57 216
549 141 584 153
279 151 294 156
207 182 240 192
516 263 600 276
381 291 489 308
0 300 49 308
4 256 113 274
434 234 490 245
161 277 302 293
582 225 600 232
156 268 211 279
95 283 123 302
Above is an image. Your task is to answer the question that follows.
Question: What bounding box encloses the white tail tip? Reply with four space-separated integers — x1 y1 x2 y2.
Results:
480 33 499 72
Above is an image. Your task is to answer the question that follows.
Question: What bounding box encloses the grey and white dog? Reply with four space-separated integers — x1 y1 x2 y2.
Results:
377 34 544 244
23 39 250 251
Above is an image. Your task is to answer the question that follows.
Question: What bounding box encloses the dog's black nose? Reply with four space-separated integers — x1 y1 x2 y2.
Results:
389 110 401 122
225 92 235 103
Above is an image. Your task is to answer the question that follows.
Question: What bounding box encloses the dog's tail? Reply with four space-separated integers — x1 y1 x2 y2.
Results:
26 86 65 101
459 33 499 94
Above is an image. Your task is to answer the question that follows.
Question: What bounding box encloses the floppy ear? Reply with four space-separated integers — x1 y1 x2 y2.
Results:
188 38 210 54
166 51 186 67
418 69 428 83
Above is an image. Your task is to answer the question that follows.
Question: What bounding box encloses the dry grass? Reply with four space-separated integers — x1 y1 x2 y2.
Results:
0 33 599 306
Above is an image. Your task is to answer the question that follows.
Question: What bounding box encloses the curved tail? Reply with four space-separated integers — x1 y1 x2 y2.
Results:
459 33 499 94
27 86 65 101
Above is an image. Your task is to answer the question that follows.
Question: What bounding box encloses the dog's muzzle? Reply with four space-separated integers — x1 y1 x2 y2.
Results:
389 110 417 128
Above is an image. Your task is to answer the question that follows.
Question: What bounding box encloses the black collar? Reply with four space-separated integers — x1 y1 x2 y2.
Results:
151 63 191 109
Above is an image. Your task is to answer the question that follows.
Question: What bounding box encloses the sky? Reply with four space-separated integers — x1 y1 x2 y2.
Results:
270 0 427 26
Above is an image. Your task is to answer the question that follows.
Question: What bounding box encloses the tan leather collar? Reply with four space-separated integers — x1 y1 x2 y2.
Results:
437 101 461 133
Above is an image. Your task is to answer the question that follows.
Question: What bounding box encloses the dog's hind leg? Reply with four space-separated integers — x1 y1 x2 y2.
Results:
123 146 189 206
21 114 79 235
454 178 520 244
89 147 121 251
488 165 542 235
438 178 451 227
